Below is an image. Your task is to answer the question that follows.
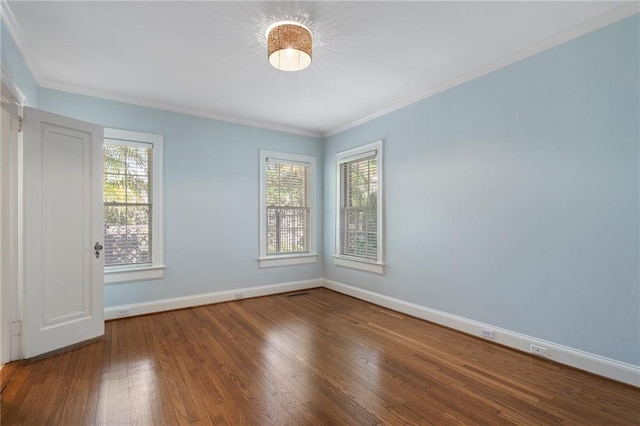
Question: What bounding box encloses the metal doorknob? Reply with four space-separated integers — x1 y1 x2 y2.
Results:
94 242 103 259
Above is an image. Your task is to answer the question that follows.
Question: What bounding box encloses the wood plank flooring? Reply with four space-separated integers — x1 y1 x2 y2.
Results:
1 288 639 425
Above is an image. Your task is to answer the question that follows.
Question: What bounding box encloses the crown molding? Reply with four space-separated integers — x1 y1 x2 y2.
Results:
323 2 640 138
40 79 322 138
0 62 26 104
0 0 44 84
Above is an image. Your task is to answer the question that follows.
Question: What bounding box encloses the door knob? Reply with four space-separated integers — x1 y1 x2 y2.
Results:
94 242 104 259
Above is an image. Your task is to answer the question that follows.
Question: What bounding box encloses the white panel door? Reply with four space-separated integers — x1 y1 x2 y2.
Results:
22 107 104 358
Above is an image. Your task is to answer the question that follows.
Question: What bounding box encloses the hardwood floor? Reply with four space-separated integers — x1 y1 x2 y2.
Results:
0 361 23 395
1 288 639 425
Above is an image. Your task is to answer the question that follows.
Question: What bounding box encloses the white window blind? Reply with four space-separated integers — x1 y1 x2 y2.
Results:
334 140 383 274
266 158 311 255
103 142 153 267
340 154 378 260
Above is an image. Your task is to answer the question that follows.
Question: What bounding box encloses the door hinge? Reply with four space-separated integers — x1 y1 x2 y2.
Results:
10 321 22 336
18 116 23 132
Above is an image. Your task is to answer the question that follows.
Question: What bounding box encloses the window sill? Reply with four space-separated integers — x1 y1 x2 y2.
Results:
333 256 384 275
259 254 318 268
105 265 165 284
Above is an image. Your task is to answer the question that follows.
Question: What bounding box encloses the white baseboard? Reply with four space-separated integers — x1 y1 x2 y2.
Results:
103 276 639 387
104 279 321 320
323 279 640 388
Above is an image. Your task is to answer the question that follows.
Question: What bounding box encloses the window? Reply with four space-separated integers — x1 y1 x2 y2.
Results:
335 140 384 274
259 150 317 268
103 129 164 283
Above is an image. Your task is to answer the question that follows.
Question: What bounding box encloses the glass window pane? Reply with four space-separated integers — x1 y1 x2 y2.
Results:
104 142 153 267
265 160 310 255
340 155 377 260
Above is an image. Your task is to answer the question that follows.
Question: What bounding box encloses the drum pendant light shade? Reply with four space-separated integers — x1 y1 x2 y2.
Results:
267 22 312 71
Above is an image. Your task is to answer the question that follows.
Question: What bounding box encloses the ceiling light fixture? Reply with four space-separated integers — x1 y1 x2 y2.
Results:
266 21 312 72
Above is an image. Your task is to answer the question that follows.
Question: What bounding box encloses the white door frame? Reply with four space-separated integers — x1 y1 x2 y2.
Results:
1 66 26 362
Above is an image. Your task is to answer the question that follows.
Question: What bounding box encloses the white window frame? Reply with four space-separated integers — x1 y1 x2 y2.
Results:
334 140 384 274
259 150 318 268
103 128 165 284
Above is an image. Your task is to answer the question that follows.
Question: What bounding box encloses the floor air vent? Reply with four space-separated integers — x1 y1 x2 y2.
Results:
287 292 308 298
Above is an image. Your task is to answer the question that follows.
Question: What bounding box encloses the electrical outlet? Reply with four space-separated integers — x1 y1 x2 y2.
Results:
481 329 495 339
530 344 548 357
116 308 130 317
234 293 244 300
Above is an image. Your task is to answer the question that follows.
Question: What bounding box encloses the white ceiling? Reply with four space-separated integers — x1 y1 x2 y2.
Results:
4 1 636 137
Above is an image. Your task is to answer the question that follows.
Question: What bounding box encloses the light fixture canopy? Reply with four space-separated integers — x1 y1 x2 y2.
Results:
267 21 312 72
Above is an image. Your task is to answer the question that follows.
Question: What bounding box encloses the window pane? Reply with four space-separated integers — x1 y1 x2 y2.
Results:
125 146 150 176
104 205 151 266
126 176 149 203
265 160 310 255
104 172 128 203
340 155 377 260
103 144 126 174
104 142 153 267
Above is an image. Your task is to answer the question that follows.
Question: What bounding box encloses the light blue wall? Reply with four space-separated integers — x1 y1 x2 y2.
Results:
39 89 324 307
323 15 640 365
0 19 39 107
3 9 638 366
